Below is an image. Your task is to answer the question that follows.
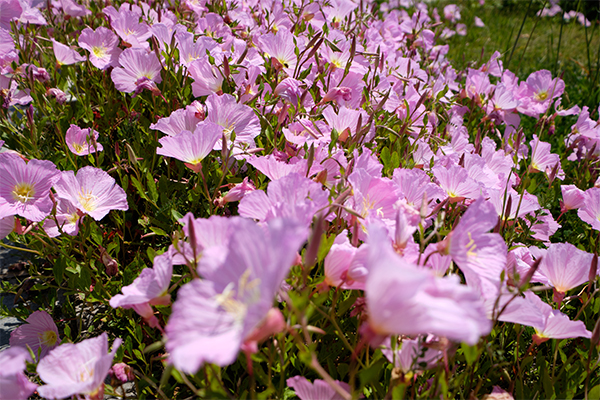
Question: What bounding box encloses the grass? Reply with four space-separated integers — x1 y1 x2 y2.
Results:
439 0 600 111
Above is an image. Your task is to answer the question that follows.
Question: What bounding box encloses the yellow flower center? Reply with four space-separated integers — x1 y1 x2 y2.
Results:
11 182 36 203
91 46 106 58
534 91 548 101
78 190 97 212
40 330 58 346
73 143 84 153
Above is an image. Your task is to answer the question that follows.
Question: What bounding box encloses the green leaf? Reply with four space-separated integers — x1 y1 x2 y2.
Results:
146 170 158 203
461 343 479 366
588 385 600 400
358 358 386 387
317 233 336 263
53 256 66 285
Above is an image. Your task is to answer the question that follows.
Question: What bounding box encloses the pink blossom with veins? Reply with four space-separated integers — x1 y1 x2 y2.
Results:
109 9 151 48
37 332 122 400
0 153 60 222
78 27 121 70
150 101 204 137
111 48 162 95
239 173 329 228
255 28 297 76
0 27 18 73
188 57 224 96
247 154 306 181
52 39 86 65
59 0 91 17
65 124 103 156
9 310 60 359
0 0 22 30
205 93 261 155
43 197 81 237
536 243 594 301
433 164 481 202
381 336 443 374
165 218 307 373
529 134 563 179
53 166 128 221
365 221 491 345
110 251 173 328
446 197 507 295
524 291 592 344
324 232 369 290
156 121 223 173
578 187 600 231
287 376 351 400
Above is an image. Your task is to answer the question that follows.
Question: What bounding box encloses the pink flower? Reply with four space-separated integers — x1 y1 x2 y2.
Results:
256 28 297 75
324 233 369 290
78 27 121 70
156 121 222 173
37 332 122 400
149 101 203 137
381 337 442 374
238 173 329 228
446 197 507 294
111 48 162 95
560 184 585 211
287 376 351 400
0 347 37 400
166 218 307 373
365 221 491 345
109 363 134 384
110 251 173 328
0 213 14 239
205 93 261 155
52 39 85 65
10 310 60 359
43 197 81 237
65 124 103 156
59 0 91 17
188 57 224 96
53 166 128 221
0 0 22 30
537 243 594 301
109 9 151 48
433 164 481 202
0 153 60 222
525 292 592 344
578 187 600 231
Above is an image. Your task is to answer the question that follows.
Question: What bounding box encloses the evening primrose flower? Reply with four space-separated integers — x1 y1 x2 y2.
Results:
0 347 37 400
0 153 60 222
65 124 103 156
111 48 162 95
156 121 223 173
110 251 173 329
9 310 60 359
51 39 86 66
78 27 121 70
166 218 307 373
52 166 128 221
37 332 122 400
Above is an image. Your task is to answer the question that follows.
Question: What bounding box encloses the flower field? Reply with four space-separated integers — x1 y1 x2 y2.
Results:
0 0 599 399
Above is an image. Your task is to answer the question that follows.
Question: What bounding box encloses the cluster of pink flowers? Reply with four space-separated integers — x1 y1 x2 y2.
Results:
0 0 598 398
